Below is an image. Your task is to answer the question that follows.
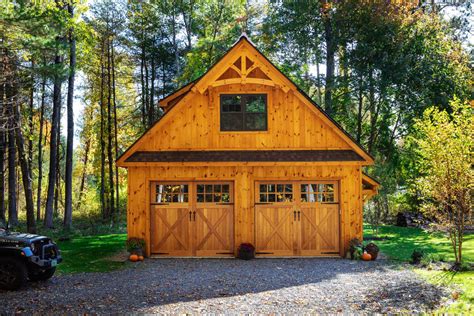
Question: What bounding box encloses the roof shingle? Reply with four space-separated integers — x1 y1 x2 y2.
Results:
125 150 364 163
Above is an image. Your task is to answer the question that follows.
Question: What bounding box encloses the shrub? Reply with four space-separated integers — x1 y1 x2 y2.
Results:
411 249 424 264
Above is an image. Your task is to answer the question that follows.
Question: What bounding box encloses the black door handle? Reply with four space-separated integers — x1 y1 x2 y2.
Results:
293 210 296 221
298 210 301 221
189 211 192 221
193 211 196 221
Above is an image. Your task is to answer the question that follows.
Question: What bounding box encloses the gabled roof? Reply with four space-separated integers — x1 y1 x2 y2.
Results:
117 35 374 166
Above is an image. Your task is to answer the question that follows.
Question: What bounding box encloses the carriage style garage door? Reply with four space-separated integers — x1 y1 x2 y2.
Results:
150 182 234 257
255 181 340 256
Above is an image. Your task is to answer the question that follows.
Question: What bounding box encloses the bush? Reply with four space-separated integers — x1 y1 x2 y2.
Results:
411 249 424 264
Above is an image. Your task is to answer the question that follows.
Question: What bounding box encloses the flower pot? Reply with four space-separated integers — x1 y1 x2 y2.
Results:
237 243 255 260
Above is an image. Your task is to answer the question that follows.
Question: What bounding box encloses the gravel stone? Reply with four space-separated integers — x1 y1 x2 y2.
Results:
0 258 448 314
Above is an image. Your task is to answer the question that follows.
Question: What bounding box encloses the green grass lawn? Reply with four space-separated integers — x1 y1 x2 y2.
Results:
55 234 128 274
364 224 473 313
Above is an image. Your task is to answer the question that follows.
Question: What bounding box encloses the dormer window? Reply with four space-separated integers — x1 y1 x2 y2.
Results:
220 94 267 131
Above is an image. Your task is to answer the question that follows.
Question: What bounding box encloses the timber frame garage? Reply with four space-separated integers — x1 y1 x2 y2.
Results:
117 35 379 258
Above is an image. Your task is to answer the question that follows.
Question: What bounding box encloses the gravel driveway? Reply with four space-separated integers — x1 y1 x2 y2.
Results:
0 258 447 314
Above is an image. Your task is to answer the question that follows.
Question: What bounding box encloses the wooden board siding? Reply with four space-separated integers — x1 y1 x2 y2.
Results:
125 85 351 152
127 165 362 257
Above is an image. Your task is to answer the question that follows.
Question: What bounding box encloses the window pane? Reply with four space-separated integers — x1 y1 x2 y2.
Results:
221 113 243 131
277 193 285 202
214 194 221 203
222 95 242 111
326 184 334 192
222 185 230 193
285 194 293 201
268 184 275 192
222 193 230 203
259 184 267 193
197 185 204 193
277 184 284 192
244 113 266 130
205 194 213 202
259 194 267 202
205 185 213 193
245 95 266 113
214 185 221 193
285 184 293 192
268 194 276 202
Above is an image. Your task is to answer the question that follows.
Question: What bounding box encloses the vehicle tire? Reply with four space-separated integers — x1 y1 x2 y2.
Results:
0 257 27 290
28 267 56 282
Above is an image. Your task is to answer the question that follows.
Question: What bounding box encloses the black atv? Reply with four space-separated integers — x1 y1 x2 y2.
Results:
0 228 62 290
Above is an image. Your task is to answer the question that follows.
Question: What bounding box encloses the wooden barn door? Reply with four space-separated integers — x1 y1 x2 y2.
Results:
298 182 340 256
255 181 340 256
150 183 192 256
150 181 234 257
255 182 296 256
194 183 234 257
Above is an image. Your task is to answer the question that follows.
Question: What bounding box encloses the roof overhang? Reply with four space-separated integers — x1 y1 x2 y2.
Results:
362 173 380 203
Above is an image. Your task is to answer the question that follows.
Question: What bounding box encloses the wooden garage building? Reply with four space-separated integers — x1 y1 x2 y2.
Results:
117 35 379 257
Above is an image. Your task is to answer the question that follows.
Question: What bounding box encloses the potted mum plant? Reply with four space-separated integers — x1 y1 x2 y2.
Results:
238 243 256 260
126 237 146 261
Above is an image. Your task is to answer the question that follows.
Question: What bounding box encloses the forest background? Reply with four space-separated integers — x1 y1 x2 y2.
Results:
0 0 472 234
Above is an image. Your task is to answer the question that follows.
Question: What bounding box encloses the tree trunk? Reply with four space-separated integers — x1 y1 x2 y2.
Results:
64 3 76 230
149 55 155 126
100 42 106 219
44 54 62 228
323 2 335 116
28 60 34 172
7 127 17 226
36 76 46 221
356 81 363 143
14 99 36 233
0 66 5 226
77 137 90 209
0 131 5 226
106 38 115 221
111 41 120 220
140 45 146 128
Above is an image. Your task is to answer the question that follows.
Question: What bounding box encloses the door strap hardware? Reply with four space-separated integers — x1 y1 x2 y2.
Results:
189 211 192 221
293 210 297 220
193 211 196 221
297 210 301 221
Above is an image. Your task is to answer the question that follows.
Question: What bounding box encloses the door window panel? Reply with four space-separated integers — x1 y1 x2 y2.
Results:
300 183 337 203
258 183 293 203
155 184 189 203
196 183 232 203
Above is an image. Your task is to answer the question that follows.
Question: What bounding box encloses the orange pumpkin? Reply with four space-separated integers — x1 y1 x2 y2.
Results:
362 252 372 261
129 254 139 262
138 255 144 261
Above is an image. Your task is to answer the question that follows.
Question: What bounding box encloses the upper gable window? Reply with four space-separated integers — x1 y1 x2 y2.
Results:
220 94 267 131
